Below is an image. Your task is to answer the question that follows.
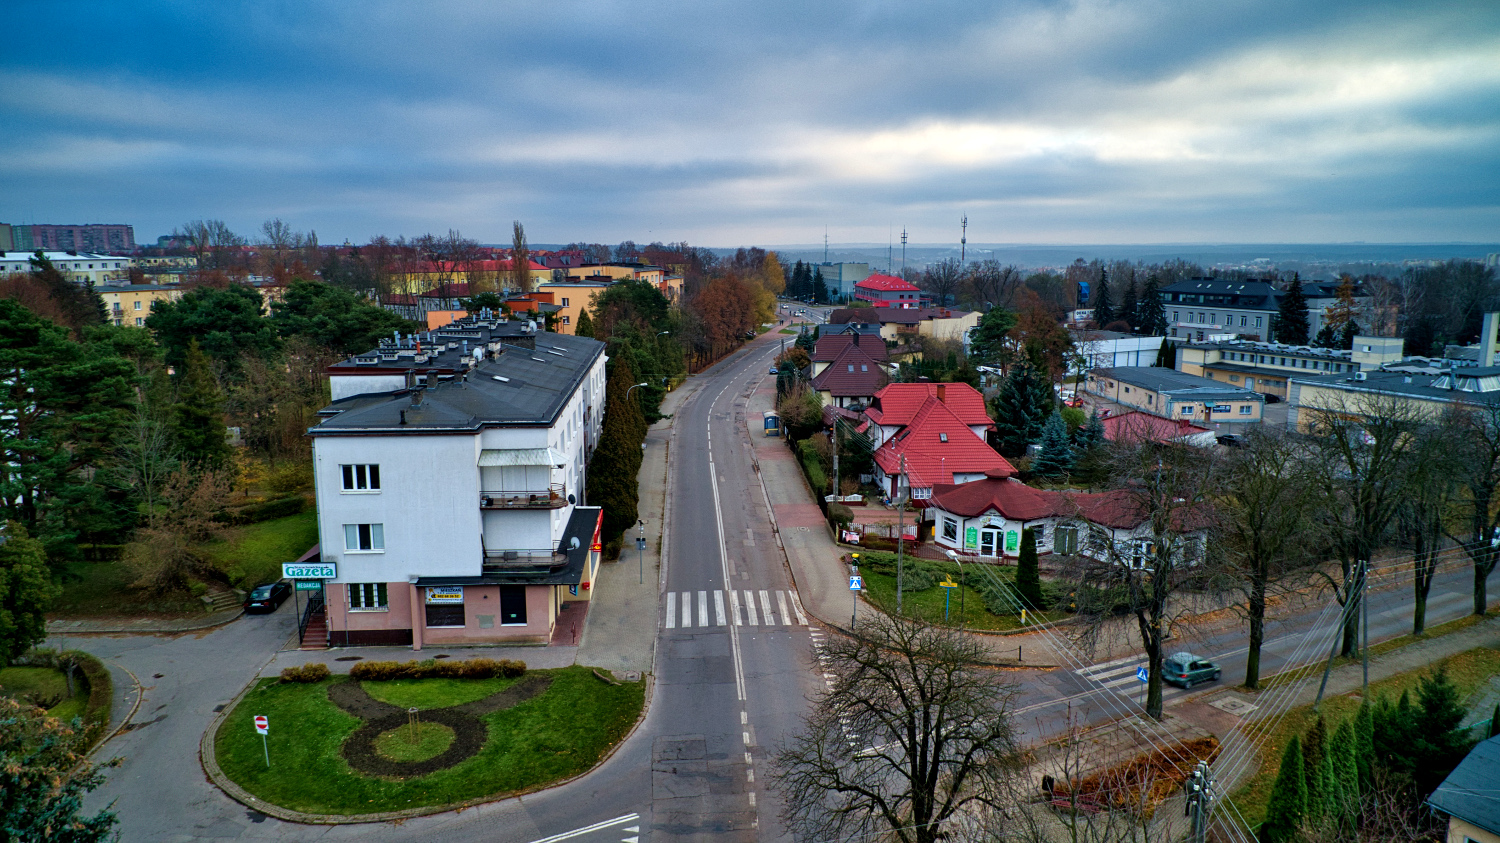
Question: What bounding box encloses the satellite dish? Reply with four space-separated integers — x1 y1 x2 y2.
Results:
567 494 576 505
569 537 581 550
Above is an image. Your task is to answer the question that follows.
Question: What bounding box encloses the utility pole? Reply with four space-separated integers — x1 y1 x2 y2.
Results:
900 228 908 275
832 420 840 505
1184 761 1215 843
1314 559 1367 710
897 453 906 614
1361 557 1370 695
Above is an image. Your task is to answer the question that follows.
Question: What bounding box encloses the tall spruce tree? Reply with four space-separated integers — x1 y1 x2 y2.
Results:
1119 277 1138 332
1258 735 1306 843
1031 412 1073 478
1015 528 1044 610
1356 699 1376 796
1138 274 1168 336
990 359 1051 457
1091 268 1114 327
812 267 828 303
589 357 648 546
1276 278 1311 345
574 307 596 338
172 339 231 469
1302 715 1329 822
1329 719 1360 822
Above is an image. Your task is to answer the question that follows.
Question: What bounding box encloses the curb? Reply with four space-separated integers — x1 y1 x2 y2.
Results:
48 609 243 636
199 668 657 825
89 661 144 757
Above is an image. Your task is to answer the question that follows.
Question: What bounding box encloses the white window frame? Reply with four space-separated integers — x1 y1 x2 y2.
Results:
344 523 385 553
942 517 958 542
341 464 381 492
348 582 388 611
1239 405 1252 415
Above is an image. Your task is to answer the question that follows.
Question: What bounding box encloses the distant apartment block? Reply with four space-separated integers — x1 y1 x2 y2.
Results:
1 251 132 285
0 223 135 253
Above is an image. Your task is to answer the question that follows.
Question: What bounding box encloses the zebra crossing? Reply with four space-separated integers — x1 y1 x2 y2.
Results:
663 589 809 629
1074 653 1191 706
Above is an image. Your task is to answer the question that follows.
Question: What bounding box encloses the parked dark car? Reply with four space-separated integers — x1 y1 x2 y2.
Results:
1163 652 1221 689
244 581 291 613
1216 434 1244 448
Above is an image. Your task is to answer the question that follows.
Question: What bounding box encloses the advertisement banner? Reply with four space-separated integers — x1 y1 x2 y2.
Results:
425 586 464 604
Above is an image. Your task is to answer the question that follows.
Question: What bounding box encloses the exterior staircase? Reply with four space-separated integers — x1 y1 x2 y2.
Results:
202 584 242 614
299 604 329 650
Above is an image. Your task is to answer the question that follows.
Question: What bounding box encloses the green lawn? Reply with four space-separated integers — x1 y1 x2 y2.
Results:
375 722 454 762
51 560 202 618
215 665 645 815
777 328 798 334
1228 646 1500 829
201 510 319 588
0 666 87 721
857 558 1070 632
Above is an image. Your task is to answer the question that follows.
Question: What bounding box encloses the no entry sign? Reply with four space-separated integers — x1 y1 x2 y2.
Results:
254 715 269 735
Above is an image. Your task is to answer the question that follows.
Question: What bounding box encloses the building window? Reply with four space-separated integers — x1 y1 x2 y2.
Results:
349 583 388 610
1229 375 1239 382
500 585 527 625
1054 525 1078 554
561 297 570 307
1239 315 1247 326
1032 525 1047 544
1180 406 1194 415
134 317 143 326
1255 317 1263 328
425 586 466 627
344 523 384 552
341 464 381 491
1172 311 1179 321
1239 405 1252 415
562 315 570 324
942 517 958 541
134 300 142 310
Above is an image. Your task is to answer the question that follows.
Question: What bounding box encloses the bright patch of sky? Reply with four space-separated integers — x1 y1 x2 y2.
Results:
1 0 1496 246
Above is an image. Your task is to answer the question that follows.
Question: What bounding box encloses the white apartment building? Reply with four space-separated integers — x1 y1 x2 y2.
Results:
0 251 131 285
306 316 608 648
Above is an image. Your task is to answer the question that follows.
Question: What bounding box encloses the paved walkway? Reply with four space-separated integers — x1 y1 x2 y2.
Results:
46 608 243 635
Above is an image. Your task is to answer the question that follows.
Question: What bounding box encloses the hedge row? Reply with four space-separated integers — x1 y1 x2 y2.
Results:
349 657 527 682
212 495 306 526
279 663 331 683
14 649 114 747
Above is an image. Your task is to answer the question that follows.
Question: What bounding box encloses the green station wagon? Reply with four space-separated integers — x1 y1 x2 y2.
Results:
1163 652 1221 689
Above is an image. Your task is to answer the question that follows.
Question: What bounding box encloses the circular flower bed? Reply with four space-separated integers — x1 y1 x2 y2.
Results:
329 675 553 779
374 722 455 763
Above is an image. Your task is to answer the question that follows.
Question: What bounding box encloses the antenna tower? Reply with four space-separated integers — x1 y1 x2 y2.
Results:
823 228 828 264
900 228 908 274
961 215 968 263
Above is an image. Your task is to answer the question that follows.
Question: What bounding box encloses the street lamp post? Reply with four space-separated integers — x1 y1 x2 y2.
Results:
637 519 645 585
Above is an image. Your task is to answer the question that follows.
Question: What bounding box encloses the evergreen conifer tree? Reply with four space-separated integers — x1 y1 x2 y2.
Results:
1302 716 1328 821
1329 719 1360 821
1276 277 1311 345
574 308 595 338
1339 319 1360 350
1091 269 1113 327
172 339 231 469
1120 278 1138 332
1356 699 1376 796
1138 274 1169 336
1258 735 1306 843
1032 412 1073 478
990 359 1051 457
812 267 828 303
1015 528 1044 610
589 357 648 546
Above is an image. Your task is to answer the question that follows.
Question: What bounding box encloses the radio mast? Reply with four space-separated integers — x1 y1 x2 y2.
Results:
961 215 968 263
900 228 908 274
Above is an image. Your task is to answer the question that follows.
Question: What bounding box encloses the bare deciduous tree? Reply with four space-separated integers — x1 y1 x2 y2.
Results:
771 614 1023 843
1447 402 1500 616
920 258 963 306
1065 442 1224 720
1305 394 1420 656
965 260 1025 312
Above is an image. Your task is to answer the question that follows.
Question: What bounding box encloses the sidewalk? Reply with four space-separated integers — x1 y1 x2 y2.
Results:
46 608 243 635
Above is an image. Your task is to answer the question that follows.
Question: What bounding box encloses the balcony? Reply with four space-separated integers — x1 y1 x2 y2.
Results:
481 546 569 575
479 484 567 510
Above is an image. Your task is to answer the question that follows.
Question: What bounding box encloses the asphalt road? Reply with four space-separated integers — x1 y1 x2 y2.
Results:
70 327 816 843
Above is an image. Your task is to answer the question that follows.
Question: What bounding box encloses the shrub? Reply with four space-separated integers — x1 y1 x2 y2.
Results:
828 502 854 527
266 461 314 495
348 657 525 682
279 663 330 683
798 439 827 495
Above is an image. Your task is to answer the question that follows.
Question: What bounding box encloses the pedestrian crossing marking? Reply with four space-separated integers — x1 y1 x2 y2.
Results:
662 589 808 628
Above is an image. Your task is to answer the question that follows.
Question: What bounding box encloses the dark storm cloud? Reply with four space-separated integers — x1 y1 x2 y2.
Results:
1 0 1497 244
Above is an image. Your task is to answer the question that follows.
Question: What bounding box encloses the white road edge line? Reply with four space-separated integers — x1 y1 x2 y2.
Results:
525 812 640 843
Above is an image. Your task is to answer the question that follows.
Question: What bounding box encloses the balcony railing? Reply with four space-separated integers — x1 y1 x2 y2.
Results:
479 484 567 510
481 546 569 575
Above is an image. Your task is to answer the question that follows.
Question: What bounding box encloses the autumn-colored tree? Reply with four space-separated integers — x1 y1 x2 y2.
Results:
509 221 533 293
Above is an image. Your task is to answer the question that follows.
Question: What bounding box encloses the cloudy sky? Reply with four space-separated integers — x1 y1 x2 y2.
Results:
3 0 1497 247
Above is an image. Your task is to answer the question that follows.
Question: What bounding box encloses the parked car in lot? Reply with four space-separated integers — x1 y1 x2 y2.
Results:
1163 652 1221 688
244 581 292 613
1216 434 1244 448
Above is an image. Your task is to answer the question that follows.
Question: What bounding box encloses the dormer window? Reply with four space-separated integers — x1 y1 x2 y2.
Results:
939 433 948 443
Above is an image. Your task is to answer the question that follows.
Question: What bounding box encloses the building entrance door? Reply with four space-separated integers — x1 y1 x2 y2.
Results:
979 529 1000 557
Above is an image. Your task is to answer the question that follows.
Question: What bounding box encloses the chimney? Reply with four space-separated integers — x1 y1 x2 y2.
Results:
852 332 859 346
936 384 946 404
1483 312 1499 367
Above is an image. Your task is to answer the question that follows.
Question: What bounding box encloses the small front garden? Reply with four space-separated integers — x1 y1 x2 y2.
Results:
853 551 1070 632
214 661 644 815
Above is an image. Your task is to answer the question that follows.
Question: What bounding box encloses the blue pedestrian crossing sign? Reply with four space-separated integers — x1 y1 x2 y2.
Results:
849 576 863 591
1136 666 1149 683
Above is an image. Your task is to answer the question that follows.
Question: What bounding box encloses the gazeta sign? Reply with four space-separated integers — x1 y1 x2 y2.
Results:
282 562 336 580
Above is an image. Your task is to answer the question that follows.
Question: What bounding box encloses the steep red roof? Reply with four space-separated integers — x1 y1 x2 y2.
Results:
812 332 889 363
810 345 889 397
874 397 1015 486
868 383 991 429
855 273 921 293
